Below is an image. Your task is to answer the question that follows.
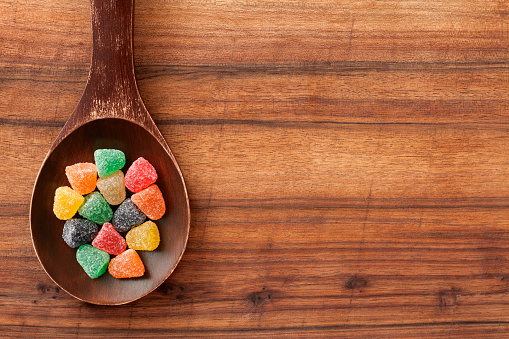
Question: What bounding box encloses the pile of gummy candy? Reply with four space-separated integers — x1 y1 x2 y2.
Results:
52 149 165 279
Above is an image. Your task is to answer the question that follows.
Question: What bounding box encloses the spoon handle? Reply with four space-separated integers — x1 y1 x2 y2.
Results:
89 0 137 100
65 0 159 132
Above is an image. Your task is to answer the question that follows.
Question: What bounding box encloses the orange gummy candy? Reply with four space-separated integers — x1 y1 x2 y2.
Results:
65 163 97 195
108 249 145 278
131 184 166 220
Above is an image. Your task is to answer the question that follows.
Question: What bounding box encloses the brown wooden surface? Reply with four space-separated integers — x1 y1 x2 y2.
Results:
1 0 509 337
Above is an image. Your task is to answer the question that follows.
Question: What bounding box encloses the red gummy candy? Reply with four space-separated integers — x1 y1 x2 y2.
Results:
92 222 127 255
124 157 158 193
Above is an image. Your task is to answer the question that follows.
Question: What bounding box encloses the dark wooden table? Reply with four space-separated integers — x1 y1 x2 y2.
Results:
1 0 509 337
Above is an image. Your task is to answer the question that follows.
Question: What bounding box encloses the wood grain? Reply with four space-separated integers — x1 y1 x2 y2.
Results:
1 0 508 337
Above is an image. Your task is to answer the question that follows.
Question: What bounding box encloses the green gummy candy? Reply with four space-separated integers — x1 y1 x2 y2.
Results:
76 244 110 279
94 149 126 178
78 192 113 224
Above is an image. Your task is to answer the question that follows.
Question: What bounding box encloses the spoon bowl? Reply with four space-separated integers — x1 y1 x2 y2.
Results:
31 119 189 304
30 0 190 304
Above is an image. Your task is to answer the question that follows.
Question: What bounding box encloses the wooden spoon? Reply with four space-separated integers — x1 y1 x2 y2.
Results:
30 0 190 304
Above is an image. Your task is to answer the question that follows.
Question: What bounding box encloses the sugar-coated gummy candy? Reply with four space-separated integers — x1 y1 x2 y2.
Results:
65 163 97 195
124 157 158 193
111 198 146 232
131 184 166 220
78 192 113 224
92 222 127 255
108 249 145 278
94 149 126 178
62 218 99 248
126 221 160 251
76 244 110 279
53 186 85 220
96 170 125 205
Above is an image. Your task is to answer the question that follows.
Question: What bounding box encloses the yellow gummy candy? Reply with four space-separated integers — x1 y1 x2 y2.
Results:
53 186 84 220
126 221 160 251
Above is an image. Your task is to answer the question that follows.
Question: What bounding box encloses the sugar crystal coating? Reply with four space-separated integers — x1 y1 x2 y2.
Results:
76 244 110 279
65 163 97 195
111 198 146 232
126 221 160 251
131 184 166 220
92 222 127 255
53 186 85 220
78 192 113 224
96 170 125 205
54 150 166 281
108 249 145 278
94 149 126 178
62 218 98 248
124 157 158 193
